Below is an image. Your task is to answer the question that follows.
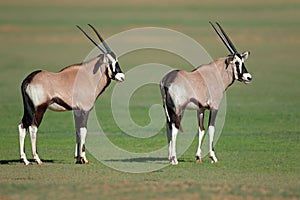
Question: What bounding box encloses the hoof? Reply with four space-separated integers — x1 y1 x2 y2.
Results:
34 158 43 165
209 151 218 163
81 157 90 164
170 156 178 165
75 157 90 164
195 156 202 163
82 160 90 164
170 160 178 165
209 156 218 163
20 158 31 166
36 161 43 165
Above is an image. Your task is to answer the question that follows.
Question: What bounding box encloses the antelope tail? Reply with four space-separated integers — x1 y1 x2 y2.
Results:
160 83 183 132
20 70 41 129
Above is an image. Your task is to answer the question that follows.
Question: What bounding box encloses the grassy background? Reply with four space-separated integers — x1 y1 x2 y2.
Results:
0 0 299 199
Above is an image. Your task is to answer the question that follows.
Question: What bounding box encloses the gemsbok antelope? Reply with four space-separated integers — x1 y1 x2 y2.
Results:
18 24 125 165
160 22 252 165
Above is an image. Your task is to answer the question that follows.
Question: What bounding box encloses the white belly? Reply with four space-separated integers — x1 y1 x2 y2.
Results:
48 103 68 112
186 102 200 110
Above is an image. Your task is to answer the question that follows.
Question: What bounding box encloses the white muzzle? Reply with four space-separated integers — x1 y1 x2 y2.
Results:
242 73 252 83
115 73 125 82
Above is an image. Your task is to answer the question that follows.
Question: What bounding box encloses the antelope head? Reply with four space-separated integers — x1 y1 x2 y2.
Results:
210 22 252 83
76 24 125 82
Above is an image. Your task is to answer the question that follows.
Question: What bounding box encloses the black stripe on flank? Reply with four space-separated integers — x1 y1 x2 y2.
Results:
51 97 73 110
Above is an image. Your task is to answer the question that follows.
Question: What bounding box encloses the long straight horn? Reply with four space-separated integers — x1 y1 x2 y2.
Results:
88 24 111 53
76 25 107 54
216 22 237 53
209 21 235 54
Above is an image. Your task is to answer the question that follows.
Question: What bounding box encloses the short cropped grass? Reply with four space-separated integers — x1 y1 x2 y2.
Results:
0 0 299 199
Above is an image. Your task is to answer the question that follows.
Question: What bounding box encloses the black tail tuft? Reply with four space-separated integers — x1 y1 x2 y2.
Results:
163 86 183 132
20 70 41 129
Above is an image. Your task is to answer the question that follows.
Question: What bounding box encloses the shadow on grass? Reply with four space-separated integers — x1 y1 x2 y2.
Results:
0 158 196 165
104 157 197 164
178 158 196 163
0 159 56 165
104 157 167 163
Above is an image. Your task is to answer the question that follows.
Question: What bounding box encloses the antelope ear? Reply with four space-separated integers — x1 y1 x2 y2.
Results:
93 55 108 74
93 59 101 74
241 51 250 60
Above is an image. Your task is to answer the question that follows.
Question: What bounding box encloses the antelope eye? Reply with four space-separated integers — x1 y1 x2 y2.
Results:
235 61 239 66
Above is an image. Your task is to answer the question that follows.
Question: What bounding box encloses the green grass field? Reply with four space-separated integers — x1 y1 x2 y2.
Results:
0 0 299 199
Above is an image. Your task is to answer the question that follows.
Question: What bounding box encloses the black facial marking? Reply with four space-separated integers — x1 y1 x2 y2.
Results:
234 53 251 82
235 61 240 72
233 54 244 81
107 52 121 73
114 62 122 73
236 54 242 59
242 63 248 74
109 61 123 80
